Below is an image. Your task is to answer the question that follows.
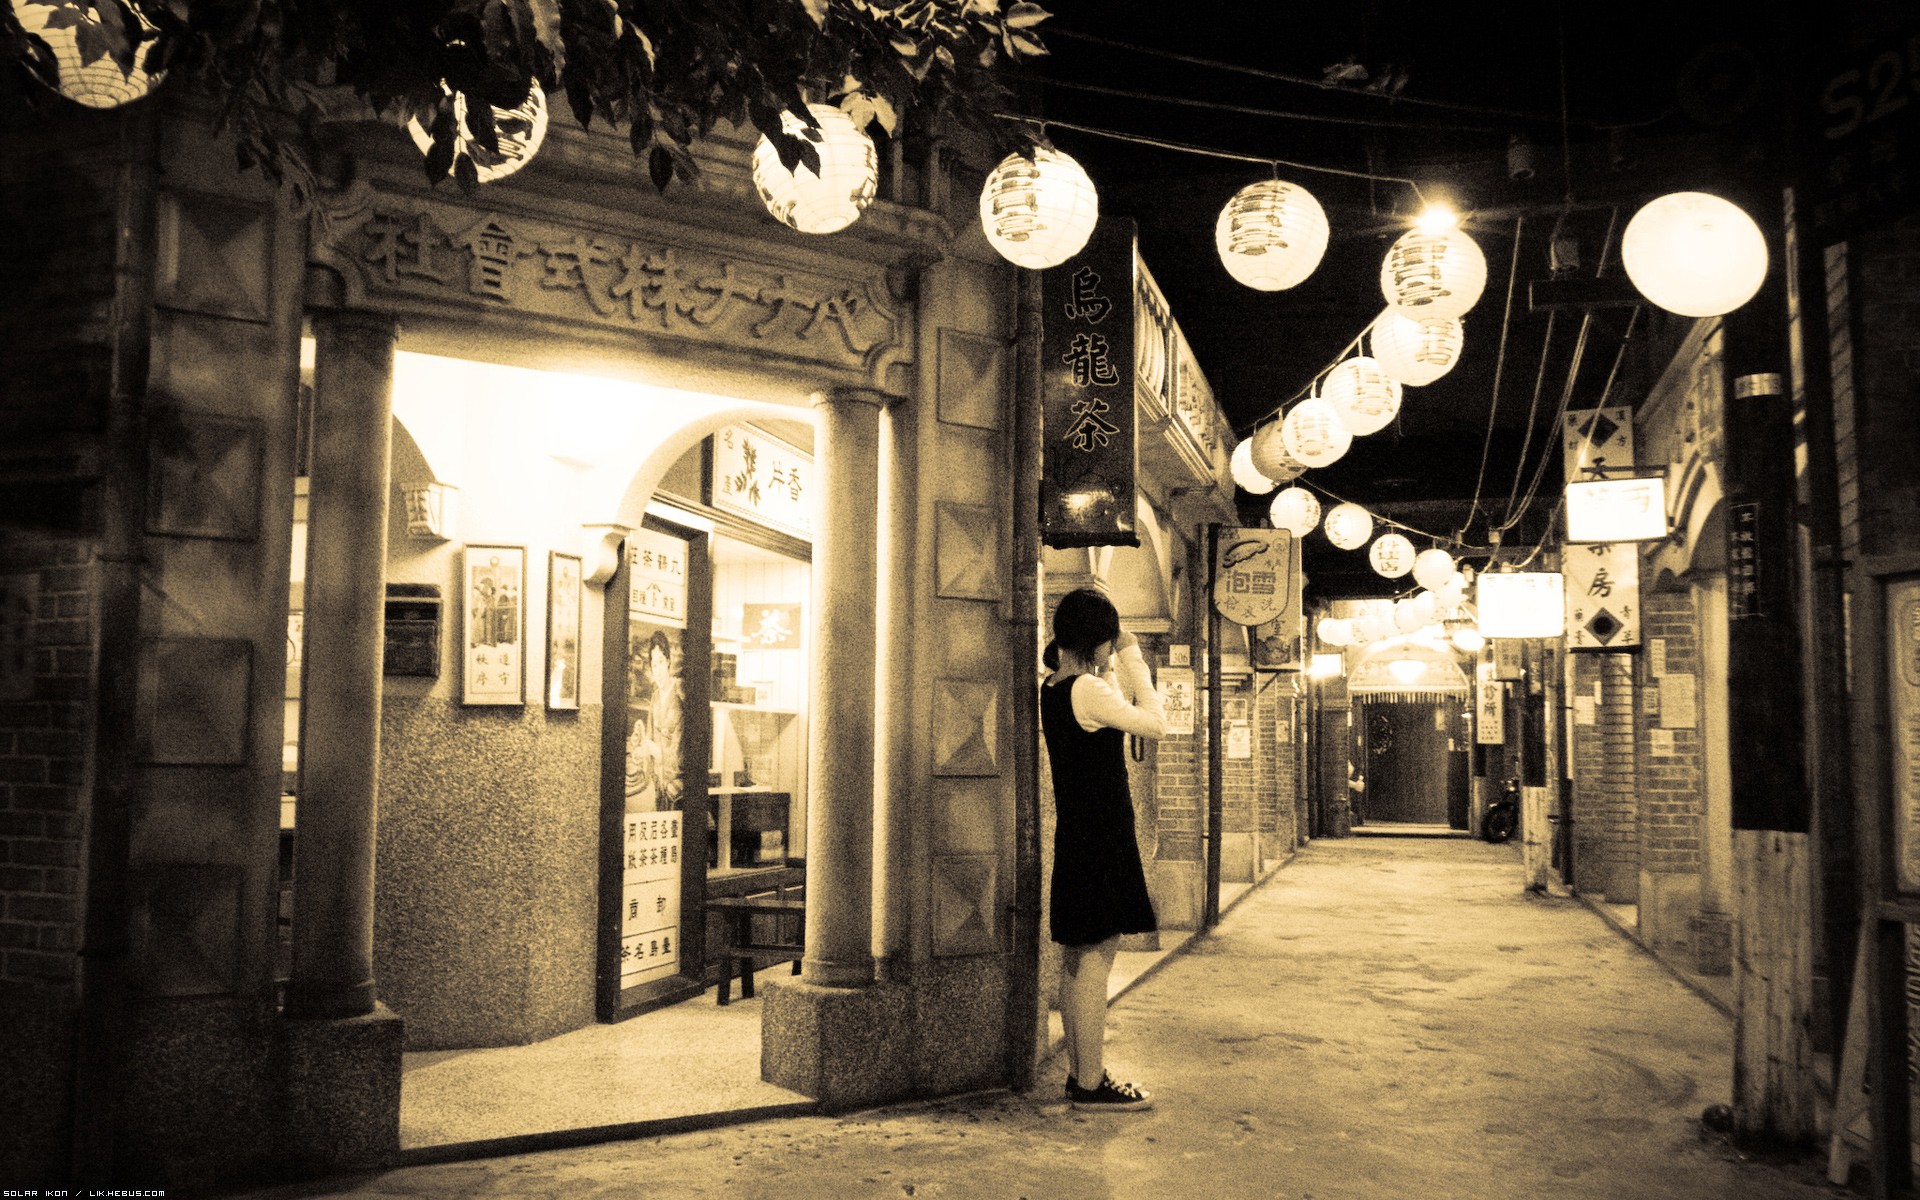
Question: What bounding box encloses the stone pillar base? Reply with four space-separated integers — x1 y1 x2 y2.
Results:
277 1003 404 1173
1220 832 1256 883
762 979 914 1109
1690 910 1734 976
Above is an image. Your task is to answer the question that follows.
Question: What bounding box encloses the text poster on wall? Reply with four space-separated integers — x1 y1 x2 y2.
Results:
1227 720 1252 760
1475 662 1505 745
1041 218 1138 548
1213 529 1301 630
628 528 689 628
1888 577 1920 893
711 424 813 540
1158 667 1196 736
621 812 682 989
1561 406 1634 482
1564 540 1640 650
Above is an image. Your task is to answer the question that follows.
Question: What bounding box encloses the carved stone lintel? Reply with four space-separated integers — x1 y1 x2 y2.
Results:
582 522 633 586
399 481 457 541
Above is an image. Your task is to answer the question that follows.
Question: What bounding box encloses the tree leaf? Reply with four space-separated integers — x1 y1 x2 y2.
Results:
1004 2 1049 29
648 144 673 192
800 0 829 27
454 153 481 192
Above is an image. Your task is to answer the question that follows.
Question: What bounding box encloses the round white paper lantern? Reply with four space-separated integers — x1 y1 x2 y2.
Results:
1269 486 1321 537
1621 191 1768 318
1452 626 1485 653
1281 397 1353 468
1324 502 1374 550
980 147 1099 269
1369 533 1416 578
1381 227 1487 320
1353 610 1390 643
15 0 162 107
1412 548 1456 591
751 103 878 234
1231 438 1279 495
1317 617 1354 647
1371 310 1465 387
1409 591 1439 626
1322 357 1403 436
1249 421 1306 483
1215 179 1329 291
1392 598 1426 632
408 84 549 184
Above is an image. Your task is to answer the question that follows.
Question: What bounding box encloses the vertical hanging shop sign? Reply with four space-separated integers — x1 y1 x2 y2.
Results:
1564 540 1641 650
1213 528 1301 630
1042 218 1138 548
1475 661 1506 745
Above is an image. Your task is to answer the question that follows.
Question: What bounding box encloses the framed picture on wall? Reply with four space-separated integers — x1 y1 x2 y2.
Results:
547 551 583 712
462 544 526 706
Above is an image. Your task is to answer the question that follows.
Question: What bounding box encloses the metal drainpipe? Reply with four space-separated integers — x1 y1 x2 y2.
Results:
1003 267 1044 1092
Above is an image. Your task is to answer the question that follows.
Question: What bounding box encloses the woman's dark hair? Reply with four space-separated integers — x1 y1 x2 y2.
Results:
647 630 672 663
1045 587 1121 669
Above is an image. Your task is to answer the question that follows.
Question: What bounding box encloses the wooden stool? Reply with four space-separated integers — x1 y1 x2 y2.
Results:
707 895 805 1004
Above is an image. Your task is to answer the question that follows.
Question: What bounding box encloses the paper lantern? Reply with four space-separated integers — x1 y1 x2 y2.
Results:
1248 421 1306 483
14 0 162 107
408 84 549 184
1322 357 1403 437
1409 591 1439 626
751 103 878 234
1452 627 1485 653
1476 571 1565 638
980 147 1099 269
1412 548 1456 591
1369 533 1415 578
1215 179 1329 291
1317 617 1354 647
1393 598 1426 632
1370 310 1465 387
1324 502 1373 550
1381 227 1487 320
1281 397 1352 468
1621 192 1767 318
1269 486 1321 537
1231 438 1279 495
1352 611 1390 643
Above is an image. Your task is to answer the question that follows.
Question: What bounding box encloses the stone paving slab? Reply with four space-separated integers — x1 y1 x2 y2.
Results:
216 838 1843 1200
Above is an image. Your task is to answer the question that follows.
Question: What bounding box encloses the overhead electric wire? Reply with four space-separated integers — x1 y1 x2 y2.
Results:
1494 309 1559 534
1001 113 1429 194
1052 25 1635 128
1454 215 1527 544
1038 77 1502 135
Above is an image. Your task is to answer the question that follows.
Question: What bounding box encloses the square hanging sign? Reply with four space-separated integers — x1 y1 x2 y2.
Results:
1561 406 1634 483
1041 218 1138 548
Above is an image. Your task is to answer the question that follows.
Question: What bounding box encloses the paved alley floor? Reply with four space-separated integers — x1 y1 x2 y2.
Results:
222 838 1843 1200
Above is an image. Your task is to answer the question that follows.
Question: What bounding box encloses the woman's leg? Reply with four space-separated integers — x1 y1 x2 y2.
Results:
1060 936 1120 1086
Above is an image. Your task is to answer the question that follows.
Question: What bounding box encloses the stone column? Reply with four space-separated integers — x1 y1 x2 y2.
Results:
286 310 396 1019
802 387 890 987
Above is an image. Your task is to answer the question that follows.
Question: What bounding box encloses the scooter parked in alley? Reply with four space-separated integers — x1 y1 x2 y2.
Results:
1482 777 1519 844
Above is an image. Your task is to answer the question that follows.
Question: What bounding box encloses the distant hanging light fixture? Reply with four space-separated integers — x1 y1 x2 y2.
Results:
980 146 1100 269
1317 617 1355 647
1381 226 1487 320
1323 503 1374 550
1322 356 1403 436
1369 311 1465 387
408 83 550 184
1269 486 1322 537
1281 396 1352 468
1214 177 1330 291
14 0 163 107
1369 533 1416 578
751 103 879 234
1621 191 1768 317
1231 438 1280 495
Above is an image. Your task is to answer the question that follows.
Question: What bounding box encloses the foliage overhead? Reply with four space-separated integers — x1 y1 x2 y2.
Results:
4 0 1050 200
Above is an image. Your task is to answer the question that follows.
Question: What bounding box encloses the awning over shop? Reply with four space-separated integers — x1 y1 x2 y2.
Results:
1347 636 1470 698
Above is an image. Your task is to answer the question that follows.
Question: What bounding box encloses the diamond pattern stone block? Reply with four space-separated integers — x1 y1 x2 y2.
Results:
137 637 253 764
935 502 1002 601
937 329 1007 430
932 854 997 957
147 411 263 540
933 677 1000 777
158 194 273 322
126 865 244 996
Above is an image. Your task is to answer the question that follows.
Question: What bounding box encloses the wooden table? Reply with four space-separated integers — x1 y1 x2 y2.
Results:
705 895 805 1004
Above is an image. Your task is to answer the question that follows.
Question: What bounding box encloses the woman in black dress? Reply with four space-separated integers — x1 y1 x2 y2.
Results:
1040 587 1167 1111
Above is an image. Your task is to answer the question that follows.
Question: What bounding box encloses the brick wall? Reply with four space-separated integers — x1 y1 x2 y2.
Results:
0 537 93 991
1571 650 1638 899
1155 704 1203 862
1221 686 1255 835
1635 591 1702 876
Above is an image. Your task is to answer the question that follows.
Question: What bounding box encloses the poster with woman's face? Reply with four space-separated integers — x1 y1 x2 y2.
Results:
625 618 685 812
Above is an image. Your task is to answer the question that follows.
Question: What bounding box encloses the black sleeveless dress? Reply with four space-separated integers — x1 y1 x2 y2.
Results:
1041 675 1158 946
